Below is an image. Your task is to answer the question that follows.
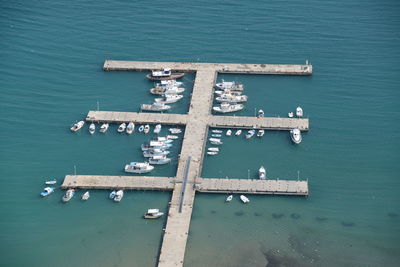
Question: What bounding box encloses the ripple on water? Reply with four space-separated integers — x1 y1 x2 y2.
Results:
235 211 245 216
387 212 398 218
254 212 262 217
290 213 301 219
272 213 284 219
315 216 328 222
341 221 355 227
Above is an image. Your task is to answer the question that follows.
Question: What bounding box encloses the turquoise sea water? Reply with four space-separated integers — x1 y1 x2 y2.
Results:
1 0 399 266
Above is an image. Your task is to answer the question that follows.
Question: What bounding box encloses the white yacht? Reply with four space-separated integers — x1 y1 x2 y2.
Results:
82 191 90 200
126 122 135 134
70 121 85 132
290 128 302 144
141 141 172 151
141 102 171 112
99 123 109 133
138 125 144 132
258 109 265 117
124 162 154 173
144 209 164 219
213 103 244 113
154 124 162 134
246 129 256 139
143 149 170 158
211 129 223 134
296 107 303 118
259 166 266 180
226 195 233 202
89 123 95 135
288 112 294 118
149 155 171 165
215 94 248 103
226 130 232 136
154 94 183 104
211 134 221 137
169 128 182 134
146 68 185 81
214 89 242 96
207 151 218 155
215 80 244 91
157 79 183 87
143 124 150 134
114 190 124 202
150 86 185 95
240 195 250 203
235 129 242 136
45 179 57 185
117 123 126 133
208 147 219 152
210 139 223 145
257 129 265 137
167 135 178 140
155 136 173 143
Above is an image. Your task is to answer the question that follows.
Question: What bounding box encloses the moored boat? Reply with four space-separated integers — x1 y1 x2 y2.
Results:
154 124 162 134
296 107 303 118
82 191 90 200
288 112 294 118
290 128 302 144
143 124 150 134
100 123 109 133
109 190 116 199
157 79 183 87
215 94 248 103
208 147 219 152
146 69 185 81
124 162 154 173
207 151 218 155
215 80 244 91
213 103 244 113
149 155 171 165
210 140 223 145
211 129 223 134
259 166 266 180
235 129 242 136
214 90 242 96
141 102 171 112
126 122 135 134
211 134 221 137
258 109 265 118
154 94 183 104
113 190 124 202
89 123 95 135
144 209 164 219
117 123 126 133
62 189 75 202
138 125 144 132
226 195 233 202
143 149 170 158
70 121 85 132
150 86 185 95
40 187 54 197
169 128 182 134
45 179 57 185
226 130 232 136
240 195 250 203
167 135 178 140
246 129 256 139
257 129 265 137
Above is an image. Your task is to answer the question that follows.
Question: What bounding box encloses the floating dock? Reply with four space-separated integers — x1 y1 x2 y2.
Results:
65 60 312 267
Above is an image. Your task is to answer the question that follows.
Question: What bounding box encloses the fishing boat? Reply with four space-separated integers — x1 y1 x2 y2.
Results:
45 179 57 185
154 94 183 104
226 130 232 136
207 151 218 155
138 125 144 132
215 80 244 91
211 134 221 137
146 68 185 81
208 147 219 152
240 195 250 203
40 187 54 197
155 136 173 143
143 149 170 158
144 124 150 134
226 195 233 202
70 121 85 132
211 129 223 134
154 124 162 134
109 190 116 199
257 129 265 137
167 135 178 140
215 94 248 103
82 191 90 200
126 122 135 134
150 86 185 95
156 79 183 87
288 112 294 118
214 90 242 96
235 129 242 136
290 128 302 144
117 123 126 133
246 129 256 139
141 141 172 151
144 209 164 219
209 138 221 142
213 103 244 113
100 123 109 133
149 155 171 165
124 162 154 173
296 107 303 118
258 109 265 117
141 102 171 112
62 189 75 202
114 190 124 202
259 166 266 180
210 139 223 145
88 123 95 135
169 128 182 134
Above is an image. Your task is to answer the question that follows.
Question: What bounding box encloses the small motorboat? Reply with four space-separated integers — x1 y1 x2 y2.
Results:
143 149 170 158
226 130 232 136
149 155 171 165
155 136 173 143
62 189 75 202
288 112 294 118
141 141 172 151
240 195 250 203
126 122 135 134
109 190 116 199
213 103 244 113
70 121 85 132
211 130 223 134
207 151 218 156
141 102 171 112
259 166 266 180
258 109 265 118
45 179 57 185
209 138 221 142
144 209 164 219
216 94 248 103
169 128 182 134
290 128 302 144
154 124 162 134
146 68 185 81
82 191 90 200
235 129 242 136
226 195 233 202
167 135 178 140
246 129 256 139
138 125 144 132
296 107 303 118
89 123 95 135
154 94 183 104
124 162 154 173
144 124 150 134
211 134 221 137
100 123 109 133
257 129 265 137
156 79 183 87
215 80 244 91
114 190 124 202
117 123 126 133
208 147 219 152
214 90 242 96
40 187 54 197
210 140 223 145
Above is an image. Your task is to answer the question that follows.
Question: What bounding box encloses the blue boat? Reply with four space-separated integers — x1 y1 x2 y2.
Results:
40 187 54 197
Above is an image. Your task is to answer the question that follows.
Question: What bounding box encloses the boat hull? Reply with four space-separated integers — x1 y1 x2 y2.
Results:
146 73 185 81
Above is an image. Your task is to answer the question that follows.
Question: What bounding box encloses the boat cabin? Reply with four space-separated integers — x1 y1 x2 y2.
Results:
152 68 172 77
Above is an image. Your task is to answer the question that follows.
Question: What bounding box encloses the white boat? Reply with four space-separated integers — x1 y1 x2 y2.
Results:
209 138 221 142
290 128 302 144
226 130 232 136
213 103 244 113
144 209 164 219
154 124 162 134
89 123 95 135
157 79 183 87
226 195 233 202
240 195 250 203
149 155 171 165
154 94 183 104
100 123 109 133
215 80 244 91
114 190 124 202
141 141 172 151
235 129 242 136
40 187 54 197
109 190 116 199
257 129 265 137
126 122 135 134
62 189 75 202
118 123 126 133
138 125 144 132
215 94 248 103
208 147 219 152
259 166 266 180
207 151 218 155
155 136 173 143
144 124 150 134
214 90 242 96
211 130 223 133
141 102 171 112
296 107 303 118
82 191 90 200
258 109 265 117
70 121 85 132
167 135 178 140
169 128 182 134
150 86 185 95
45 179 57 185
147 68 185 81
288 112 294 118
210 140 223 145
143 149 170 158
124 162 154 173
211 134 221 137
246 129 256 139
